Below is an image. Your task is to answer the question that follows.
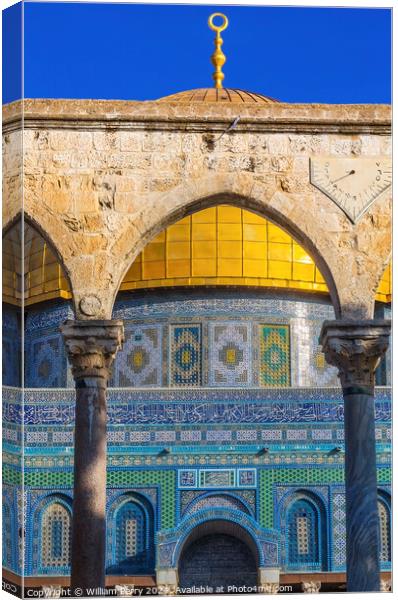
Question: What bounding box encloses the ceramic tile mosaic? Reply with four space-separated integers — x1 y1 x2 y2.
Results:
184 493 251 516
208 322 252 386
113 324 163 387
259 325 290 387
170 324 202 387
2 306 20 387
332 491 346 569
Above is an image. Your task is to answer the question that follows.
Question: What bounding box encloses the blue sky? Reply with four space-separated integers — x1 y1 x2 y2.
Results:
3 2 392 104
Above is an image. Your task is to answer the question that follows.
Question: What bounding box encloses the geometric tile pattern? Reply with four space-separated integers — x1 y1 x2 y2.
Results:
177 469 256 489
113 324 162 387
115 501 145 567
287 498 319 567
40 502 71 569
332 492 346 568
184 493 251 516
290 319 339 387
2 497 13 569
170 325 201 386
378 498 391 563
259 325 290 387
259 468 345 529
2 306 20 387
208 322 252 386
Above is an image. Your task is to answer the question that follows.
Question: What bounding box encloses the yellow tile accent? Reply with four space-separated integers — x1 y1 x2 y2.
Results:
192 241 216 259
218 241 243 258
243 224 267 242
192 259 217 277
218 258 242 277
217 205 242 222
293 243 313 264
124 262 142 282
243 242 267 260
242 211 265 224
142 261 166 279
243 260 267 278
167 242 191 260
315 268 326 284
268 243 292 262
143 242 165 261
192 223 217 241
218 223 242 240
292 263 316 282
167 223 190 241
267 223 291 243
166 260 191 278
192 207 216 223
152 231 166 243
268 260 292 279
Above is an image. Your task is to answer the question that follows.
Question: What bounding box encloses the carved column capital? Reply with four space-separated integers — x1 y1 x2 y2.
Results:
61 319 124 382
319 320 390 390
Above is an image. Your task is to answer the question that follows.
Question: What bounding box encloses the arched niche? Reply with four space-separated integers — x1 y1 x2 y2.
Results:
31 493 72 576
106 492 155 575
177 519 259 589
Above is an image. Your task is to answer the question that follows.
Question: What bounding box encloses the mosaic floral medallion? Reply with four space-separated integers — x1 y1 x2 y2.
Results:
259 325 290 386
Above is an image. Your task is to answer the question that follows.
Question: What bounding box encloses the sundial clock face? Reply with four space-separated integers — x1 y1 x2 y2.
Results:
310 157 392 223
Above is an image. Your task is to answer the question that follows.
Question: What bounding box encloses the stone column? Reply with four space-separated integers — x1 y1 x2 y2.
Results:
61 319 124 596
320 320 390 592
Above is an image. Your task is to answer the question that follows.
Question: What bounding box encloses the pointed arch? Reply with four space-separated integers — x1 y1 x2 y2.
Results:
110 175 342 317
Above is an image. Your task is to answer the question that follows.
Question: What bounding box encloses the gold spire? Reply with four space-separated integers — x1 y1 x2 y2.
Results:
208 13 229 89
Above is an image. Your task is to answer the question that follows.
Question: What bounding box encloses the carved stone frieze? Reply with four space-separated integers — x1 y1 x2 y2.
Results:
319 320 390 389
61 319 124 382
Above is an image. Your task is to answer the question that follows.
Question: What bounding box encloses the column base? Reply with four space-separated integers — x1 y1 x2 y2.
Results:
156 568 178 595
258 568 280 592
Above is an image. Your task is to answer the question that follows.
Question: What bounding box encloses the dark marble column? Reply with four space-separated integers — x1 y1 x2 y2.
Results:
61 320 124 596
320 320 390 592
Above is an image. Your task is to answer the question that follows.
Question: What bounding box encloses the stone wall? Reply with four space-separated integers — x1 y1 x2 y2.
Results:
2 100 391 320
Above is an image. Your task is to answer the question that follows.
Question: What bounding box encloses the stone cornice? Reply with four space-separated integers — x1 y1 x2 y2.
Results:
2 99 391 135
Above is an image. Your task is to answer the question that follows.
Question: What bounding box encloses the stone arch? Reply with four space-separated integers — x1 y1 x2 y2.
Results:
31 493 72 575
106 492 155 575
281 489 328 572
177 519 260 589
182 492 253 518
110 174 342 317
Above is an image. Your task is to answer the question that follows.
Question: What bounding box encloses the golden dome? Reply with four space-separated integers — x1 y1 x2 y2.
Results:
3 210 391 306
157 88 280 104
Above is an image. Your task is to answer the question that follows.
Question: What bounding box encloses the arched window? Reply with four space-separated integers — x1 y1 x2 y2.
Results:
286 495 326 571
378 495 391 564
41 502 71 569
108 495 155 575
